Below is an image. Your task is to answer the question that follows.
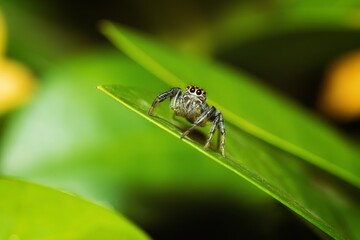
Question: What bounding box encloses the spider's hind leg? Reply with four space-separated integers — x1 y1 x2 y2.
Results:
182 107 226 157
217 111 226 157
204 110 226 157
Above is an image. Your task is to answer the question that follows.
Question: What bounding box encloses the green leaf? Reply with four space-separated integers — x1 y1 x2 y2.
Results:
100 21 360 188
0 177 150 240
213 1 360 47
0 50 268 224
98 84 360 240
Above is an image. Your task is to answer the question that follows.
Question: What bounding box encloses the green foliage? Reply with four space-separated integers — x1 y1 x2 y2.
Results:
0 50 269 233
101 22 360 189
0 177 150 240
98 22 360 239
98 85 360 240
2 1 360 239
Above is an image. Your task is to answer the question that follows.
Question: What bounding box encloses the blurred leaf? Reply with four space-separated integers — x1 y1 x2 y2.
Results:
2 0 86 70
0 8 5 57
98 84 360 240
101 22 360 188
162 1 360 55
0 50 268 216
0 177 150 240
213 1 360 53
217 30 360 107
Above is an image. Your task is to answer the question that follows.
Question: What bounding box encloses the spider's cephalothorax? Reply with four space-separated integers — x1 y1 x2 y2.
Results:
148 85 226 157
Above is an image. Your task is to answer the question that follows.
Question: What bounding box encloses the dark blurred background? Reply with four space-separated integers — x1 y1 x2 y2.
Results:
5 0 360 134
1 0 360 239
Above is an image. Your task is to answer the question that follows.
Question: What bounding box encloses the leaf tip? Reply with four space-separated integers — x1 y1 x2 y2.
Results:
96 85 107 93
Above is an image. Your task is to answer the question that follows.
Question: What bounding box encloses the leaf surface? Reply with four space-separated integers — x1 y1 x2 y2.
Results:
98 84 360 240
0 177 150 240
101 22 360 188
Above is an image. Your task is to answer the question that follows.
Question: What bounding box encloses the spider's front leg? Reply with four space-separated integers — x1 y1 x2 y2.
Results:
204 114 219 150
205 110 226 157
148 88 181 115
217 111 226 157
180 106 216 139
181 107 226 157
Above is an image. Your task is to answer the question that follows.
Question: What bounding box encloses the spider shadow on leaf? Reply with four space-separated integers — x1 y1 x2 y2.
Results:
151 115 221 152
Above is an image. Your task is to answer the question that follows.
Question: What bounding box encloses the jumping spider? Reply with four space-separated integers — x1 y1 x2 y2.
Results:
148 85 226 157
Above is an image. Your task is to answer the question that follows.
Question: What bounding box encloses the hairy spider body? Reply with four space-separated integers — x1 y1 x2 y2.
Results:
148 85 226 157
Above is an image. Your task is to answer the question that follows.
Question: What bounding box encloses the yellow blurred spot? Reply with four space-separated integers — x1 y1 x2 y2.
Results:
0 9 6 56
318 51 360 121
0 59 36 114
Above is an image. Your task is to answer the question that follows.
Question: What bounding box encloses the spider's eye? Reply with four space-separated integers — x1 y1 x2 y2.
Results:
190 87 195 93
196 89 202 95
